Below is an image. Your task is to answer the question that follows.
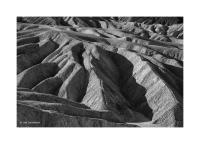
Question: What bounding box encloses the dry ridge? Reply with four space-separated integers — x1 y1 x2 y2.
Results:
17 17 183 127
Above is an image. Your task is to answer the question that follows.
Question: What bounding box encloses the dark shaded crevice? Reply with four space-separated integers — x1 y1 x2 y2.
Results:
135 101 153 119
90 56 119 86
140 56 183 103
105 51 153 119
71 42 85 66
178 60 183 67
76 48 84 66
116 67 151 118
76 69 89 102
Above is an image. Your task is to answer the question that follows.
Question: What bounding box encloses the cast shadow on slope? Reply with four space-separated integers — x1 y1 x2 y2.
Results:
107 51 153 119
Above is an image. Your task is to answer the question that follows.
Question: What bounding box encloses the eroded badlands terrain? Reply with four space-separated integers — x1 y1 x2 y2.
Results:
17 17 183 127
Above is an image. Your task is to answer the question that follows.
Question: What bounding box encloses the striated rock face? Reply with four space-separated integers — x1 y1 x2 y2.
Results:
17 17 183 127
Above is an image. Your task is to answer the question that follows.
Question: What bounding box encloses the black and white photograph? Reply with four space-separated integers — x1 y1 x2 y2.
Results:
1 0 200 143
16 17 183 127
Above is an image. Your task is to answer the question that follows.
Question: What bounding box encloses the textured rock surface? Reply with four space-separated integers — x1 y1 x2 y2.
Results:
17 17 183 127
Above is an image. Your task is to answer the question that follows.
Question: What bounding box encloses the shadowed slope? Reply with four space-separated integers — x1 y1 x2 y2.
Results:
17 17 183 127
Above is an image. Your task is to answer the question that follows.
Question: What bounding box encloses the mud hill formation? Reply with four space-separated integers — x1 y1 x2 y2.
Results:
17 17 183 127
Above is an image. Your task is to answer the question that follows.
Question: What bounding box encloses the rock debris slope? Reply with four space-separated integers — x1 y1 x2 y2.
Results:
17 17 183 127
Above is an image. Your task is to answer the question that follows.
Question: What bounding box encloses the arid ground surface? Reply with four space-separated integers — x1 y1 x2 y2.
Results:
17 17 183 127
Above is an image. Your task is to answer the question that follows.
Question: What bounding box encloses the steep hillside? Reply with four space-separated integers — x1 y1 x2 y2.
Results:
17 17 183 127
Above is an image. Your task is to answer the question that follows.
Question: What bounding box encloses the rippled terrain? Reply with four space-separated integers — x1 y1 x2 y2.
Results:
17 17 183 127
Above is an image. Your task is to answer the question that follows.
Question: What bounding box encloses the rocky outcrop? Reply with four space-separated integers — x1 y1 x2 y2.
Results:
17 17 183 127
